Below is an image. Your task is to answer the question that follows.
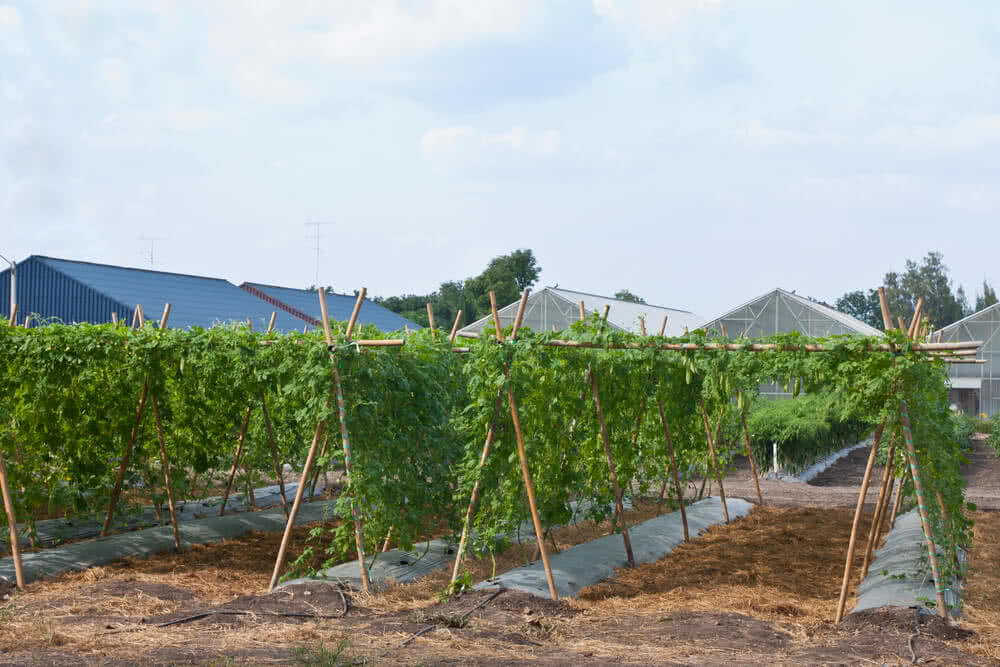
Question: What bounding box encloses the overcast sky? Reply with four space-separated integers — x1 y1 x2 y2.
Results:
2 0 999 320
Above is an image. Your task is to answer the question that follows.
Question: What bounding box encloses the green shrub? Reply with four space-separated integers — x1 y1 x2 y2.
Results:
988 413 1000 457
745 392 871 474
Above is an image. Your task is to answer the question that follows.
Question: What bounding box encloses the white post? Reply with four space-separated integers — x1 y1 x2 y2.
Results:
772 442 779 474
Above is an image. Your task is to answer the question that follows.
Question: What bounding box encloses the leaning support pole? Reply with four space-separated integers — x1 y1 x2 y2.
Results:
0 446 24 589
491 290 558 600
219 406 253 516
591 372 636 568
698 399 729 523
899 400 949 619
890 467 908 528
861 436 896 579
150 395 182 551
260 394 289 517
739 400 764 505
657 400 689 542
268 413 329 591
101 383 149 536
450 395 502 588
834 418 886 623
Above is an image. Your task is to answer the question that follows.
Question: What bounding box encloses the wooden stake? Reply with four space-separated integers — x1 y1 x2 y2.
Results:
0 446 24 589
267 312 277 333
101 383 149 536
877 287 892 330
261 394 289 517
346 288 366 340
426 303 436 336
889 468 907 527
382 526 393 552
699 399 729 523
450 395 503 587
247 317 252 330
659 315 668 337
449 310 463 343
489 290 557 599
316 288 371 593
511 290 529 338
835 419 886 623
639 317 646 336
268 410 329 591
591 372 635 568
489 292 504 341
110 311 117 325
899 400 948 618
897 315 906 331
219 406 253 516
150 395 181 551
861 436 896 579
739 401 764 505
578 301 585 322
907 297 925 339
657 400 689 542
719 322 728 337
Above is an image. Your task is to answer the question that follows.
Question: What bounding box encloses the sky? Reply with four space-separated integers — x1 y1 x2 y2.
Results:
2 0 999 321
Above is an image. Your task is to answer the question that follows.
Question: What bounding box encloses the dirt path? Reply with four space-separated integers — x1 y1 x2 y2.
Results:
964 437 1000 510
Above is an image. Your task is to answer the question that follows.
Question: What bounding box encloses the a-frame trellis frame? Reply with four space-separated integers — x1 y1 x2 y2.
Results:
268 288 372 593
444 290 979 603
98 304 183 551
219 311 290 519
834 291 952 623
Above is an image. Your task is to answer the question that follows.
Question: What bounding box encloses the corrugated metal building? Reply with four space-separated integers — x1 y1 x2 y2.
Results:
240 283 420 333
1 255 304 332
934 303 1000 417
459 286 704 336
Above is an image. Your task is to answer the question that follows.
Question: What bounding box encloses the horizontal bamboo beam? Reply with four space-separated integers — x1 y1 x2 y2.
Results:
542 340 982 352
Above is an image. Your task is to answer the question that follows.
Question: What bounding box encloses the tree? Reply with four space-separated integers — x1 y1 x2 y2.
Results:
374 249 542 328
835 289 882 330
975 279 998 312
614 289 646 304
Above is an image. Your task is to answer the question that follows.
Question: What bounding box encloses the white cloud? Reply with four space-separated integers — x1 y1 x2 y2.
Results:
0 4 21 29
96 57 131 98
947 185 996 212
592 0 722 33
420 125 561 157
166 107 223 131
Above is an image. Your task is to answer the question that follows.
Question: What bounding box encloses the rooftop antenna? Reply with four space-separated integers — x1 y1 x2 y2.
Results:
139 235 165 269
304 221 334 287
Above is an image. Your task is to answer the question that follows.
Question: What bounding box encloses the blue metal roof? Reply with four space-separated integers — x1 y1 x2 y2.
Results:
242 283 420 333
0 256 304 332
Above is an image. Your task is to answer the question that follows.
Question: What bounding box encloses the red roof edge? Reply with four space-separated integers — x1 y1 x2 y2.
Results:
240 283 321 327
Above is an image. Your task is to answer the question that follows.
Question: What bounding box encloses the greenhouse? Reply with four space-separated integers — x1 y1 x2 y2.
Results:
458 286 704 337
701 288 882 338
935 303 1000 417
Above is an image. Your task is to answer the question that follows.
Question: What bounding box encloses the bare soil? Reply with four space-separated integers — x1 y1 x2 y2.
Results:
1 443 999 665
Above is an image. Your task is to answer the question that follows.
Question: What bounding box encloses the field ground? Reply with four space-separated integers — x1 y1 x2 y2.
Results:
1 439 999 665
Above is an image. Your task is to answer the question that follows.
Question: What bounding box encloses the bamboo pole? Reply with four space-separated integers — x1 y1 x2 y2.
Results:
739 402 764 505
659 315 668 337
101 383 149 536
578 301 585 321
639 317 646 336
110 311 117 326
449 310 463 343
491 291 557 599
317 288 371 593
591 372 635 568
219 406 253 516
450 395 503 587
267 312 277 333
719 322 727 337
268 410 329 591
247 317 252 330
899 400 948 618
897 315 906 331
261 394 289 517
656 400 689 541
0 446 24 589
860 436 896 579
877 287 892 330
7 304 16 326
907 298 925 339
150 395 181 551
426 303 436 336
345 289 366 340
834 419 887 623
698 398 729 523
889 468 907 527
307 434 329 500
